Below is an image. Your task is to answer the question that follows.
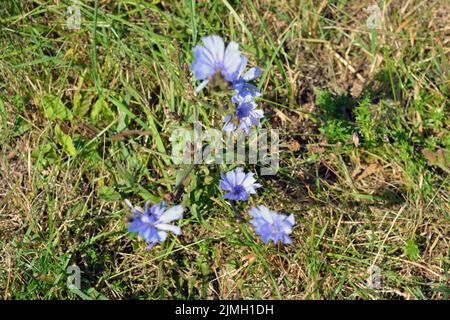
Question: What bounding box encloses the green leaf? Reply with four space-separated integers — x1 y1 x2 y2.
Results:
137 187 160 203
86 288 109 300
90 97 115 124
98 186 121 201
32 142 58 167
55 125 77 157
72 91 82 115
41 94 73 120
404 239 420 261
13 117 31 137
68 285 92 300
74 93 94 117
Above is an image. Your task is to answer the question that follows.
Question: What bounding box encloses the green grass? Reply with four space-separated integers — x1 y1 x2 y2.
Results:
0 0 449 299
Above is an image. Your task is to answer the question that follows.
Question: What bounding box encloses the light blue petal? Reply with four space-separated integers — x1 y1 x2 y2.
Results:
155 223 182 235
195 79 209 93
222 116 236 132
242 67 262 81
146 241 158 249
157 230 168 242
225 170 236 187
202 35 225 65
286 214 295 226
223 42 242 81
235 170 246 185
157 205 183 224
191 47 215 80
219 179 232 191
258 206 274 224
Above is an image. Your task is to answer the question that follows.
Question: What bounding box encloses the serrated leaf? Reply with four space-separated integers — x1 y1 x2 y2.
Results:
73 91 82 113
74 93 94 117
41 94 73 120
55 125 77 156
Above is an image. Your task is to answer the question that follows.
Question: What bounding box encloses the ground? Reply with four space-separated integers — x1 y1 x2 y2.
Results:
0 0 449 299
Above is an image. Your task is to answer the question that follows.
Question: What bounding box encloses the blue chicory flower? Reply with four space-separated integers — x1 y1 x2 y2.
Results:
125 200 183 249
249 205 295 245
223 94 264 133
191 35 243 93
219 167 261 201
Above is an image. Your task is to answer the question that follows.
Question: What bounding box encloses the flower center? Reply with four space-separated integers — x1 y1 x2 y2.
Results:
271 221 283 234
141 215 152 224
235 99 254 119
209 69 229 90
236 105 252 118
233 185 248 199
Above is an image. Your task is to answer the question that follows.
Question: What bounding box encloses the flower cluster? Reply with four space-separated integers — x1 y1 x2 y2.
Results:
125 36 295 249
191 35 264 133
